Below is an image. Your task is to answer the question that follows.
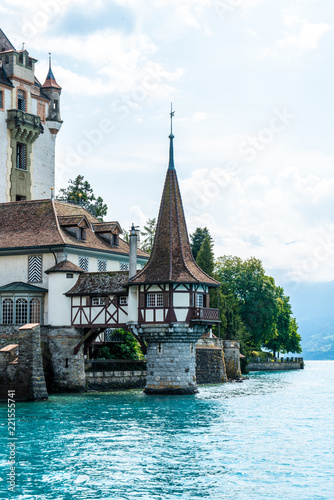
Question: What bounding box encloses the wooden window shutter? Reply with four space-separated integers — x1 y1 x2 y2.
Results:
139 293 145 308
205 293 210 308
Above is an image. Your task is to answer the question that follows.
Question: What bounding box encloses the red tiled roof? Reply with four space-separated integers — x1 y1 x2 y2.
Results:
131 137 220 286
0 199 149 258
45 260 85 274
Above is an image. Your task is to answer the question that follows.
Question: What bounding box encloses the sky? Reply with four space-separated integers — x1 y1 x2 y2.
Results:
1 0 334 288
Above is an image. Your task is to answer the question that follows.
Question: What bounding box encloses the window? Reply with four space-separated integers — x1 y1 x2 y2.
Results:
18 52 24 64
112 234 119 246
98 259 107 272
28 57 33 67
66 273 73 279
16 298 28 325
119 296 127 306
28 255 42 283
16 195 26 201
1 296 43 324
0 90 3 110
147 293 164 308
30 298 41 323
92 297 105 306
3 299 13 324
17 90 26 111
16 143 27 170
79 256 89 271
196 294 204 308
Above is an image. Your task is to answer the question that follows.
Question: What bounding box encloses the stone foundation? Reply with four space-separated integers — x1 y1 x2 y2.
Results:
0 324 48 401
138 323 208 395
86 370 146 391
223 340 242 379
43 327 86 392
196 337 227 384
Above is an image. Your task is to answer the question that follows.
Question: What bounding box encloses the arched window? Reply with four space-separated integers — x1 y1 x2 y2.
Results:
30 298 41 324
3 299 13 324
16 298 28 325
17 90 26 111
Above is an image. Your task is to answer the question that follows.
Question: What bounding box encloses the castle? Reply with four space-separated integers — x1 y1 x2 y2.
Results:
0 29 241 400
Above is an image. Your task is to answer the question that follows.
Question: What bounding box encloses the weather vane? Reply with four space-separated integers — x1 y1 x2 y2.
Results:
170 102 175 135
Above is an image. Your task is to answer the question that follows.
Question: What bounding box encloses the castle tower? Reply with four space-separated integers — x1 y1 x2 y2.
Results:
128 108 220 394
0 29 62 202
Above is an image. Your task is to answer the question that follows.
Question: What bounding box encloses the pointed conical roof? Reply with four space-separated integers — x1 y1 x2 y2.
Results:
131 117 219 287
42 54 61 90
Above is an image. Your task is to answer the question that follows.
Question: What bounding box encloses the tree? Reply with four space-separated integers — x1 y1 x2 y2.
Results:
196 235 214 276
214 255 299 354
57 175 108 221
190 227 213 260
141 218 156 253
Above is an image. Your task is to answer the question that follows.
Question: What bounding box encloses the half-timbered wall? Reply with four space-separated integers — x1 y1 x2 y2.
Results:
71 295 128 328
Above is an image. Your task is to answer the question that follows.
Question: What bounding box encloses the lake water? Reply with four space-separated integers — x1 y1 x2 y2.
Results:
1 360 333 499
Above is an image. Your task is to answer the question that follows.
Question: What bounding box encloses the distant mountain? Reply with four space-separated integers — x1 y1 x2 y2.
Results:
282 281 334 360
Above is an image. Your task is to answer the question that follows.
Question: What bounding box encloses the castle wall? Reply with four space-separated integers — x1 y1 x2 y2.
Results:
86 370 146 391
0 323 48 401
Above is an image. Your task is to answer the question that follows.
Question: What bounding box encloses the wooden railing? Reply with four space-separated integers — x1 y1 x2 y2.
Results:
190 307 219 321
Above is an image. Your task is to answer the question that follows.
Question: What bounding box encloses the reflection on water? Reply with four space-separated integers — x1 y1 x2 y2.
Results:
0 361 333 499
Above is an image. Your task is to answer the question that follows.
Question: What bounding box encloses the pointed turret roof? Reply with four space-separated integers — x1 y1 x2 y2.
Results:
131 109 219 287
41 54 61 90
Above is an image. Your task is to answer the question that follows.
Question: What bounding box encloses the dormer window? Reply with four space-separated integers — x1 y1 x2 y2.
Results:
17 90 26 111
93 221 123 246
18 52 24 64
58 215 89 241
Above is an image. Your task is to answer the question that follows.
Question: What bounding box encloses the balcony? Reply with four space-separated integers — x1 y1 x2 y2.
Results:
7 109 44 143
190 307 219 322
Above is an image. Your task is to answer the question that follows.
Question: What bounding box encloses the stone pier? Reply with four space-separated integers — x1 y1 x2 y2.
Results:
139 323 208 395
0 323 48 401
223 340 242 379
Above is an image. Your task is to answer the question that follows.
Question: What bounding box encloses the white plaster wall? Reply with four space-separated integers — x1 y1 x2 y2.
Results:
175 309 188 322
31 123 56 200
0 88 13 203
174 293 190 307
48 272 78 326
0 253 55 288
127 285 138 323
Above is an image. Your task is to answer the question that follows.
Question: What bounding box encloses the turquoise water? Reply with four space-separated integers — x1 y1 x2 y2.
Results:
1 361 333 499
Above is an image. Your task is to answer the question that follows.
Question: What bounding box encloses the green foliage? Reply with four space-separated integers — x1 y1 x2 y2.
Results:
141 218 157 253
196 236 214 276
190 227 213 260
214 255 301 355
96 329 144 360
57 175 108 221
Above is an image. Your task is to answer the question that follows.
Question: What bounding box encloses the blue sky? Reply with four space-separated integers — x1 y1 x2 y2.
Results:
1 0 334 286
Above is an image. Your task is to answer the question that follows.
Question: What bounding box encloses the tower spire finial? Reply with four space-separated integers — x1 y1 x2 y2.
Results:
49 52 51 70
168 102 175 170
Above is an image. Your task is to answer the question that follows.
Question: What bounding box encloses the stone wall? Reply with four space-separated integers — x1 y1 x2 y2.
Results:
224 340 242 379
247 360 304 371
86 370 146 391
0 323 48 401
43 326 86 392
196 337 227 384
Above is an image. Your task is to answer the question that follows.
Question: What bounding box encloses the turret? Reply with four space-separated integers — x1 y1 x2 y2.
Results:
41 54 63 135
128 106 220 395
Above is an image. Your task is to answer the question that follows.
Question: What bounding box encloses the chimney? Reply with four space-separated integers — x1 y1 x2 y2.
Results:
129 223 138 279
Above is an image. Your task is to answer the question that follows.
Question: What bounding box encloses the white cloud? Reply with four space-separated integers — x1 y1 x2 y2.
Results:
277 22 332 52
